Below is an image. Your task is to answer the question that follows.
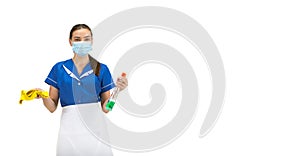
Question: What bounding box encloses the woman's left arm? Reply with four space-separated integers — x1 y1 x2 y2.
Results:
101 91 110 113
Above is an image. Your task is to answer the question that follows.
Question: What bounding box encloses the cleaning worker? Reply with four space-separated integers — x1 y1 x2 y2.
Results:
24 24 128 156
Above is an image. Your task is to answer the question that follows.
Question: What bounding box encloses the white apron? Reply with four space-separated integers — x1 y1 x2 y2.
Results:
56 103 113 156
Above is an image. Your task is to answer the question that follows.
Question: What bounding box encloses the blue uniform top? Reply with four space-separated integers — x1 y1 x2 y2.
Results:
45 59 115 107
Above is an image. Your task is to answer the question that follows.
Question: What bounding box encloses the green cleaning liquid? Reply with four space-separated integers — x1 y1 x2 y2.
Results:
106 100 115 111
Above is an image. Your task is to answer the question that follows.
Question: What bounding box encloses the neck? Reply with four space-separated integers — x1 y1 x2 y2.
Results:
72 54 89 65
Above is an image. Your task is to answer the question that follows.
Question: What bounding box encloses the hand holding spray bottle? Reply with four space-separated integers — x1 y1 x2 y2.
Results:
106 72 127 111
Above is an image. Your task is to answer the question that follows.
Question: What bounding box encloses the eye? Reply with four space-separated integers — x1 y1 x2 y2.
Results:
84 37 92 41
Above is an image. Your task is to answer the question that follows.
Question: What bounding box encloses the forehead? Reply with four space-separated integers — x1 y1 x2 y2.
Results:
72 28 92 38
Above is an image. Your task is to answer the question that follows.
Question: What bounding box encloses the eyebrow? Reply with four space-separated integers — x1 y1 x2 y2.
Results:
73 36 91 38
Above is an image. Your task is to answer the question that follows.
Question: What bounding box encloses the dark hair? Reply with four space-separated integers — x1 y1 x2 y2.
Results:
69 24 100 76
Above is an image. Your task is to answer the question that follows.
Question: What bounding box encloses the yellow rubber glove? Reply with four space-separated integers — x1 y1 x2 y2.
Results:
19 89 49 104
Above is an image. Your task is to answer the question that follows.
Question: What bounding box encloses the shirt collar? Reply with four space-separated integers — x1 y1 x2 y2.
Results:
63 59 94 80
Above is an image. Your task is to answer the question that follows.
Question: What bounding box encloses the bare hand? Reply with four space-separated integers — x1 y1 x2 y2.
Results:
116 76 128 91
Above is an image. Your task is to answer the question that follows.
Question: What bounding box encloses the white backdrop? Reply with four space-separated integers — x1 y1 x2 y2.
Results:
0 0 299 155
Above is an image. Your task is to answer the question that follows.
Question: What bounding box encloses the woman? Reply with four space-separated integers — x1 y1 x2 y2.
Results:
39 24 127 155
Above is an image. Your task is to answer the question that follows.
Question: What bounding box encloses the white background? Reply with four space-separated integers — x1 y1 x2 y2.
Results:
1 0 299 155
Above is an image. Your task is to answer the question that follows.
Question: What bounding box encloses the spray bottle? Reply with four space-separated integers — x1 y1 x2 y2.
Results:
106 72 126 111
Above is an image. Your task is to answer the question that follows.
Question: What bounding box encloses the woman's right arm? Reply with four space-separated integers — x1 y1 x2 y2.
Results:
42 86 59 113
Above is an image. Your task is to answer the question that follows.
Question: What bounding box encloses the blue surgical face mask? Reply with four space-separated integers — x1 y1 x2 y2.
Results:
72 41 92 56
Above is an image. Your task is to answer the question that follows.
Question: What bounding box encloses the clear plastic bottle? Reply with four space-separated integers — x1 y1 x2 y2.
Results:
106 72 126 111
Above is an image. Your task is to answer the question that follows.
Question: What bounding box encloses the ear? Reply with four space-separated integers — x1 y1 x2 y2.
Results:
69 39 72 46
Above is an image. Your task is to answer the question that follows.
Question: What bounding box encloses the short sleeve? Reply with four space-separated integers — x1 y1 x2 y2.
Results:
45 63 59 89
100 64 115 94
